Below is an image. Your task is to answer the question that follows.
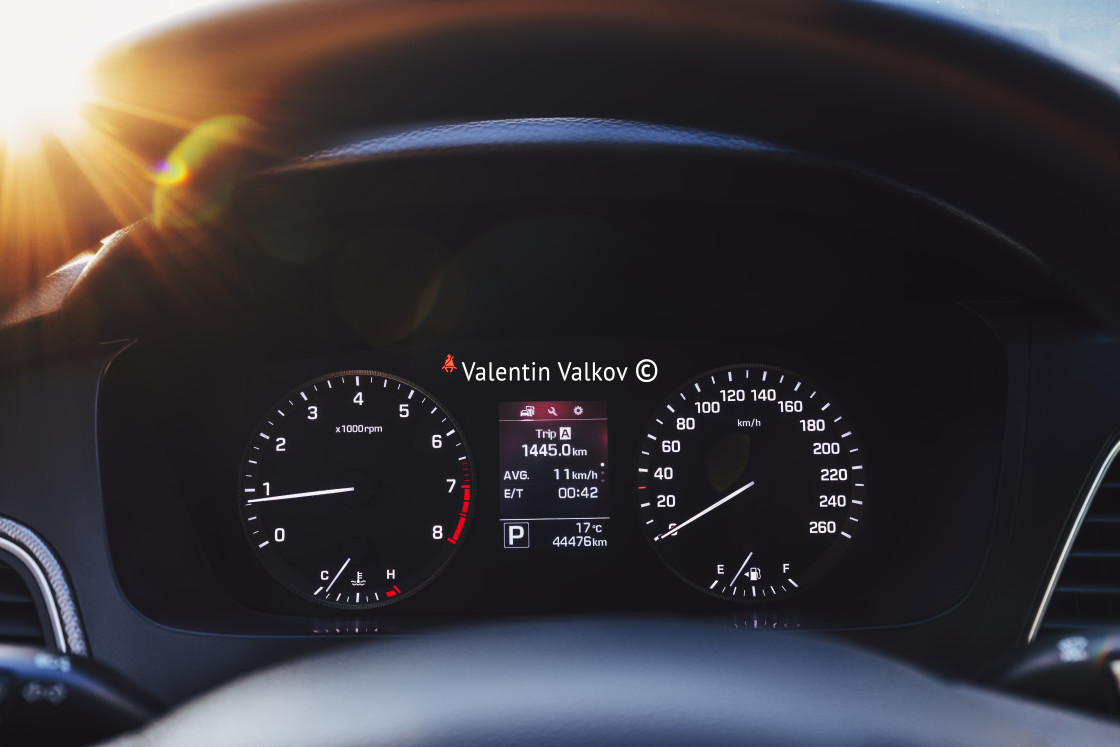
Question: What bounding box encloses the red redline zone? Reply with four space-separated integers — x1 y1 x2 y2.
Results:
448 484 471 543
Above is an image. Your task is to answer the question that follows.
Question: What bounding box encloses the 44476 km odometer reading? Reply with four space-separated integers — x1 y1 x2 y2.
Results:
636 365 866 603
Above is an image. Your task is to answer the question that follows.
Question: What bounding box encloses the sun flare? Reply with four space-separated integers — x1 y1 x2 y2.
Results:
0 1 249 309
0 59 92 153
0 6 105 151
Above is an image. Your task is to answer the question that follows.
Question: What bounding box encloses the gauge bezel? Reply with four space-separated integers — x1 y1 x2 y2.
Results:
636 363 868 604
237 369 475 610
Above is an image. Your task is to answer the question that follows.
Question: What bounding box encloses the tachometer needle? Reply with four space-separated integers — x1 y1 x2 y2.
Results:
654 481 755 541
324 557 352 594
246 486 355 504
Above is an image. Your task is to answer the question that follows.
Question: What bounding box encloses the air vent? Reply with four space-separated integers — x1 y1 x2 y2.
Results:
0 550 46 647
1040 463 1120 632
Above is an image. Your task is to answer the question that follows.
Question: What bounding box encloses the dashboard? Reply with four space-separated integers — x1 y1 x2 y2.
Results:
0 124 1076 698
87 137 1021 638
3 1 1120 743
102 327 1003 628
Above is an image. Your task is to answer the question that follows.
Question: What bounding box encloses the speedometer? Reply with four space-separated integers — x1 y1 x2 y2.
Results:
636 364 866 602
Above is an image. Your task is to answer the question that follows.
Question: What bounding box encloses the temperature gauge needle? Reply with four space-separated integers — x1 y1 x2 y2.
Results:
654 481 754 541
246 486 355 504
323 557 352 594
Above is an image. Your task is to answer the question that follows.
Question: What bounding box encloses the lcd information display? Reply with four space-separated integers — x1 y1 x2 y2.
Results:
498 401 608 550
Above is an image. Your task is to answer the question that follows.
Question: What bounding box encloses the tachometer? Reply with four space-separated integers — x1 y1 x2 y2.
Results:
238 371 473 609
636 364 866 602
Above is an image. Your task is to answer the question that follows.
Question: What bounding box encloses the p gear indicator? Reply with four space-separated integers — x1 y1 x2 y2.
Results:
498 401 609 551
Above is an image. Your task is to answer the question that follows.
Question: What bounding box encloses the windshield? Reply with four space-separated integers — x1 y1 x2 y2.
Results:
0 0 1117 315
890 0 1120 90
3 0 1118 145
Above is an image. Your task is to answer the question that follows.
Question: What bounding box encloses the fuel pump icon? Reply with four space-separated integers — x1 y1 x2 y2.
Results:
747 567 762 581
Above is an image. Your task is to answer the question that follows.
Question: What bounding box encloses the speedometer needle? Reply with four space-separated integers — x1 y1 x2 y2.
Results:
654 481 755 541
246 486 355 504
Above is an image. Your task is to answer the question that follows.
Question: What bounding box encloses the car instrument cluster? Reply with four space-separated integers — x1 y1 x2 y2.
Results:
97 320 1007 635
94 195 1013 634
233 358 870 611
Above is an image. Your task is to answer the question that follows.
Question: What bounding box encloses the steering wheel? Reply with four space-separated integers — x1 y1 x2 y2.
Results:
94 1 1120 744
107 620 1120 746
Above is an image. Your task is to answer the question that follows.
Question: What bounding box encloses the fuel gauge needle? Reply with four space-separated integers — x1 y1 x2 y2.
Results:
654 481 755 541
728 552 754 587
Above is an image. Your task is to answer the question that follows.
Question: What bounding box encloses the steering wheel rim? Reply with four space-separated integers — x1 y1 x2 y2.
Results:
108 619 1079 747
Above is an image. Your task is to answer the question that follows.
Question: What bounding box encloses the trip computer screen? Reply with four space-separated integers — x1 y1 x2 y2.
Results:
498 401 608 551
